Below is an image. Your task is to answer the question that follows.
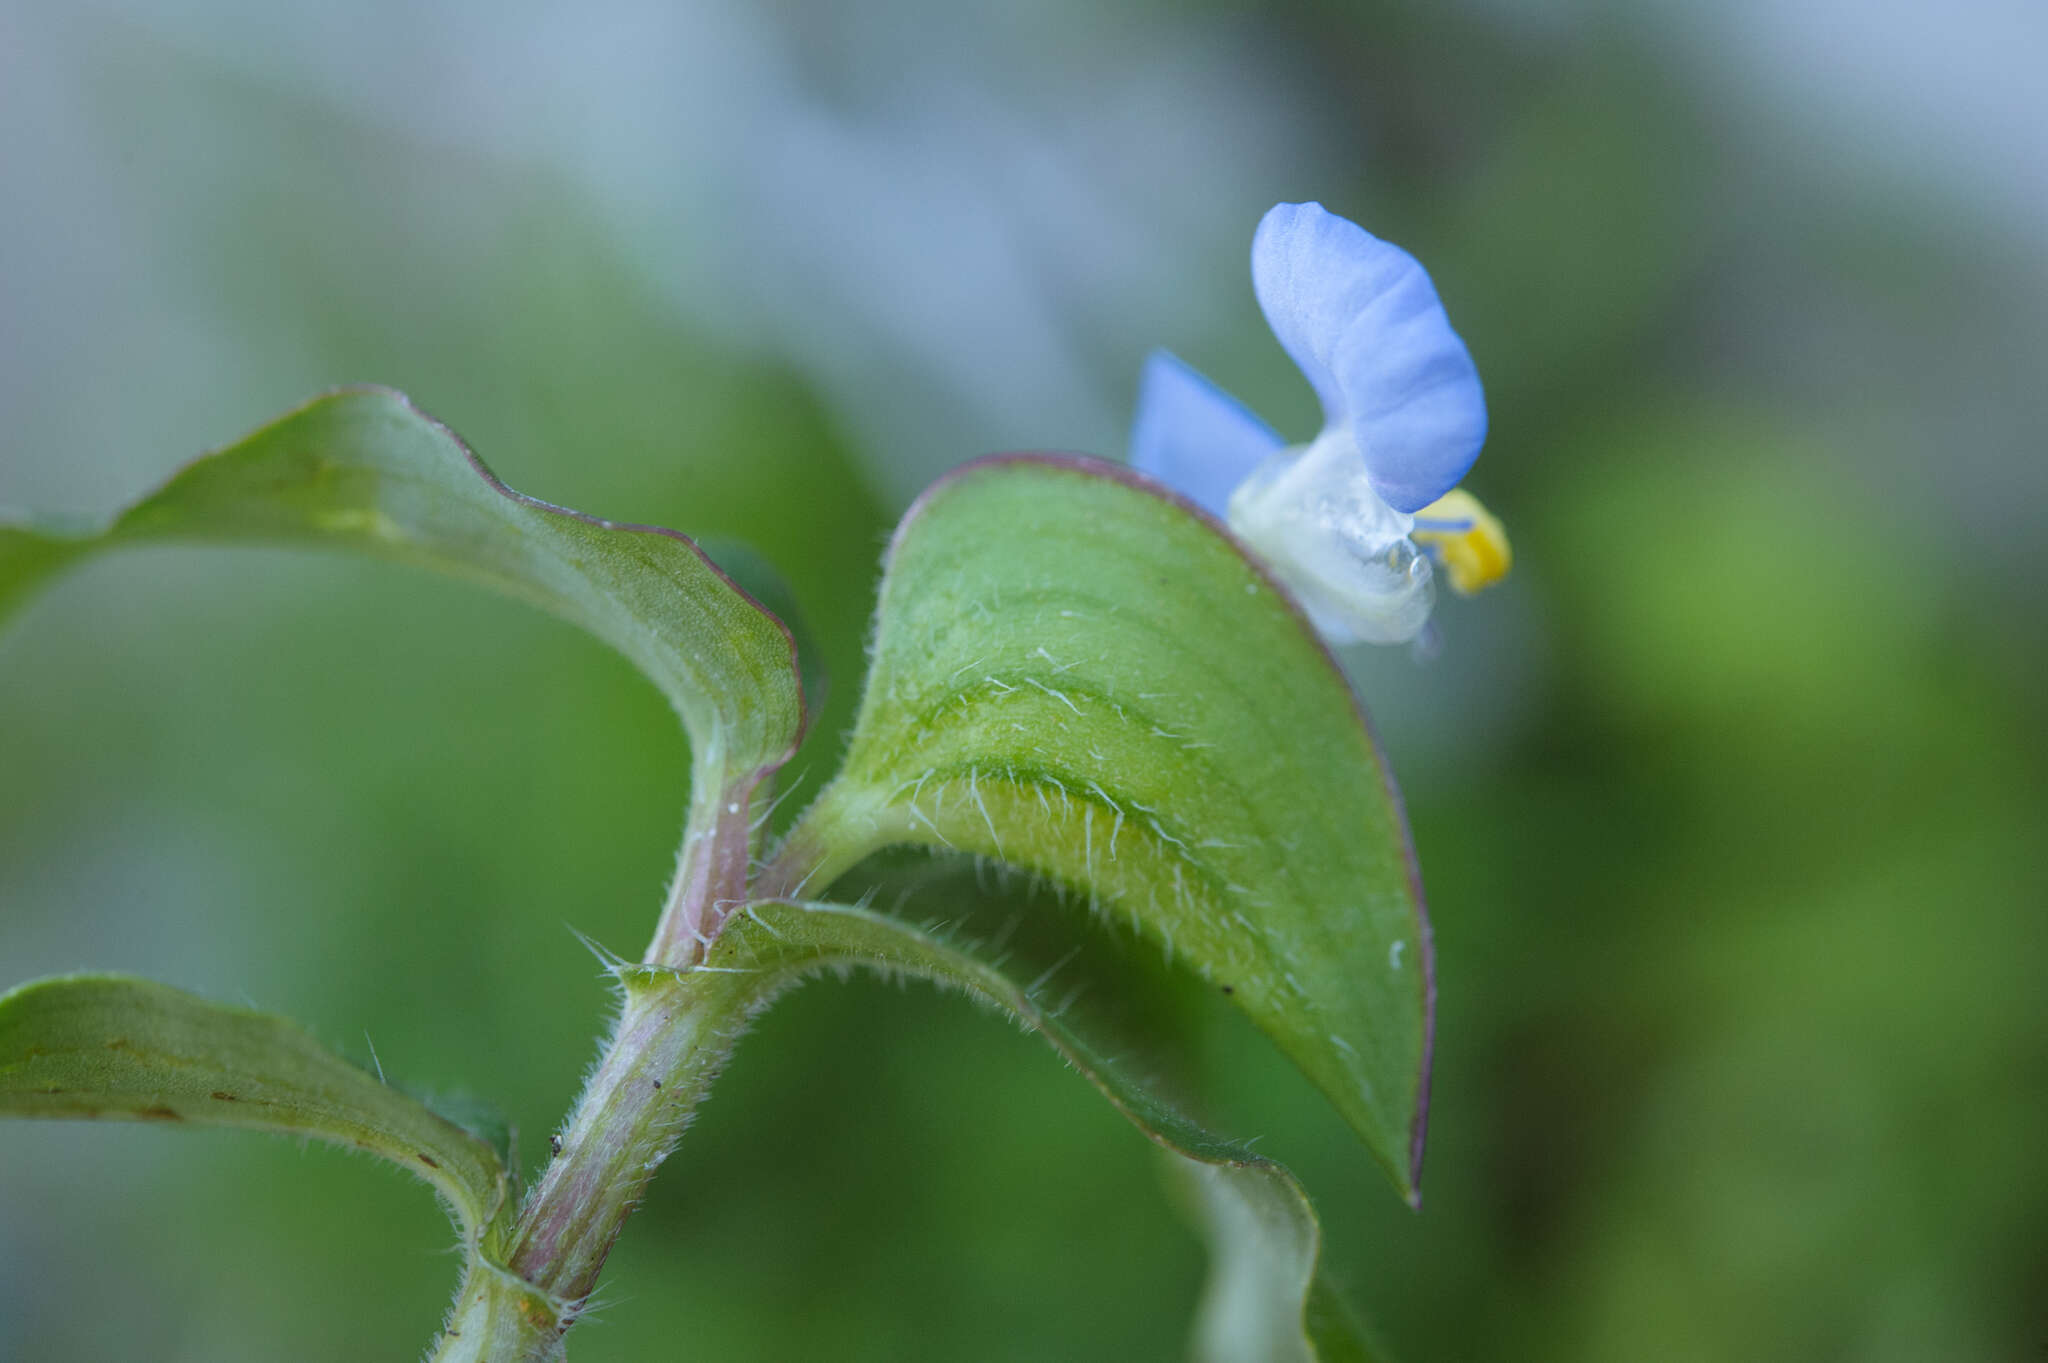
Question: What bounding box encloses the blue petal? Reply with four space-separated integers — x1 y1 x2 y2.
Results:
1128 349 1284 519
1251 203 1486 514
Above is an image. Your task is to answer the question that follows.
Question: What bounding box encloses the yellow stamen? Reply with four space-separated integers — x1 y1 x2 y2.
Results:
1410 488 1511 595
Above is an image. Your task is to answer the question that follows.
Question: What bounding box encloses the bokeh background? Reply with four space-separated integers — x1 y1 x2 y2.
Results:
3 2 2044 1359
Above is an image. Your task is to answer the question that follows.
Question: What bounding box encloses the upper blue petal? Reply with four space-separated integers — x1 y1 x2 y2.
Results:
1251 202 1486 514
1128 348 1284 520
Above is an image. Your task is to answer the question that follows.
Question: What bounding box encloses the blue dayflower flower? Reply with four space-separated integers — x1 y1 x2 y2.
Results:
1132 201 1508 645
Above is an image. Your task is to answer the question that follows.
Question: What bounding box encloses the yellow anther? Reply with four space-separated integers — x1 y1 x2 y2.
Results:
1410 488 1511 595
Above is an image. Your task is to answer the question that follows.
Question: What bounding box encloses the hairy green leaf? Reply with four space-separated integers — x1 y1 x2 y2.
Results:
0 387 806 866
775 455 1434 1200
0 974 508 1243
689 897 1378 1362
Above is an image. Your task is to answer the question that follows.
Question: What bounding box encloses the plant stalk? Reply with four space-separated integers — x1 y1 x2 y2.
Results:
425 775 777 1359
505 970 720 1304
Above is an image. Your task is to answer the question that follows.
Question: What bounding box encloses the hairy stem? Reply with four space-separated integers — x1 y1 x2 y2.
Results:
424 775 777 1359
421 972 739 1361
504 970 724 1305
428 1258 573 1363
643 773 758 969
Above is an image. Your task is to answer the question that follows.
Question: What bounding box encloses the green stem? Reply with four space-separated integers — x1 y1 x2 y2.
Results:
423 967 756 1361
422 776 781 1359
421 780 895 1360
644 776 757 969
427 1257 573 1363
503 970 719 1303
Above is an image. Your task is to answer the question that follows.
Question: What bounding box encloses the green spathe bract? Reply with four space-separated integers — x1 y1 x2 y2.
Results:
0 388 804 753
0 387 808 963
0 398 1433 1359
777 454 1435 1200
0 974 509 1240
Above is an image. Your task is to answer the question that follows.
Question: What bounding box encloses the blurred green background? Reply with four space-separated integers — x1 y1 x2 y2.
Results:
3 2 2044 1359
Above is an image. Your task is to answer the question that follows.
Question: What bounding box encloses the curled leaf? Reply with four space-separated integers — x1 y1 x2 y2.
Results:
0 974 508 1244
0 389 808 955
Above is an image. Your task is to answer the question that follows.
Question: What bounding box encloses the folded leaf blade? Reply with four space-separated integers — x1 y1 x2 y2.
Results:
0 974 508 1241
786 455 1433 1201
0 387 806 809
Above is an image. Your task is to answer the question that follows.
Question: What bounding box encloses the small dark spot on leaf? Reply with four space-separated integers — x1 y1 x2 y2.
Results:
210 1090 239 1102
138 1105 182 1121
418 1153 441 1169
1221 984 1234 995
651 1079 662 1090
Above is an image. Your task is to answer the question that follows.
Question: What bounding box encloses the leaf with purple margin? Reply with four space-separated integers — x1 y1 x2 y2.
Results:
0 974 509 1245
0 387 807 875
772 455 1434 1202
